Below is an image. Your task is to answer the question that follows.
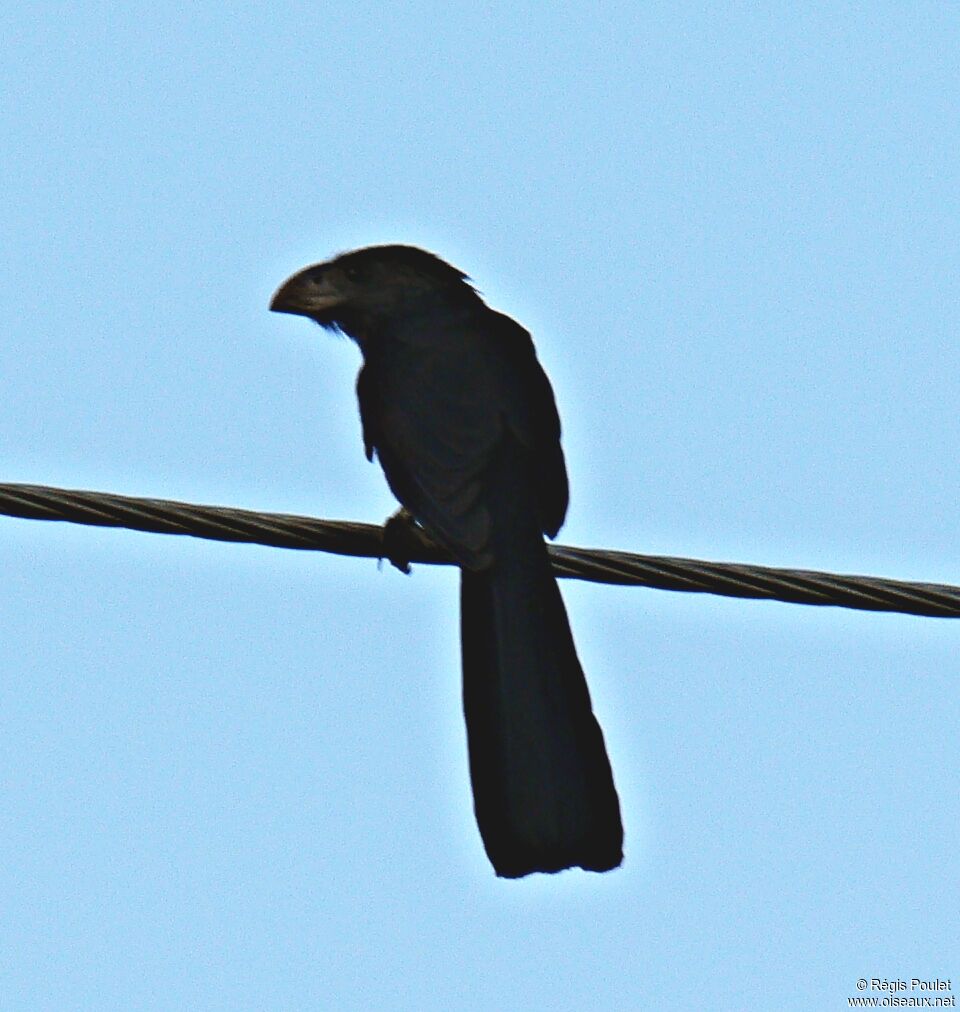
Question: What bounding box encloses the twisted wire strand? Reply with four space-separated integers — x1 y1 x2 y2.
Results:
1 482 957 618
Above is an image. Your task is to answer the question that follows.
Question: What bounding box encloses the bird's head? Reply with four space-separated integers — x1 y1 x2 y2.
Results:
270 244 476 336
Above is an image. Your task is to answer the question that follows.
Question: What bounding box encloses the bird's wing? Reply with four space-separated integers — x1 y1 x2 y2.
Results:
357 308 568 567
485 310 568 539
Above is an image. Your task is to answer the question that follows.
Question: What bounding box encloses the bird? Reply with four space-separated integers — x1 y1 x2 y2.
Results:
270 245 622 877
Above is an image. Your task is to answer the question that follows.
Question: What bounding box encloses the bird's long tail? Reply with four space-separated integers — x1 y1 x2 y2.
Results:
460 523 623 878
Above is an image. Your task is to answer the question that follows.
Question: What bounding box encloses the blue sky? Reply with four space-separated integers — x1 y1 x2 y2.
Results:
2 5 958 1009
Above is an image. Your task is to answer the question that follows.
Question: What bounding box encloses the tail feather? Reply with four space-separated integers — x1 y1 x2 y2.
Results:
460 532 623 877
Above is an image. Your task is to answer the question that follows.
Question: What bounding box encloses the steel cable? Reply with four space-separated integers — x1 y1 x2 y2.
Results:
1 482 957 618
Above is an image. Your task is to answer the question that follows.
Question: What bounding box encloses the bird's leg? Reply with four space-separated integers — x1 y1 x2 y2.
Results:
381 507 420 574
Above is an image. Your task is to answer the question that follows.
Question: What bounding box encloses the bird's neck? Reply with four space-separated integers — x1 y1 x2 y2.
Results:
340 290 482 357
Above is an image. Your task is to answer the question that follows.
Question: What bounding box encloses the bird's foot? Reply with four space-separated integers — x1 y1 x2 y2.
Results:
381 508 421 574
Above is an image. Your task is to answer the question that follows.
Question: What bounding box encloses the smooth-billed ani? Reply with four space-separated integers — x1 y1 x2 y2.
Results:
270 245 622 877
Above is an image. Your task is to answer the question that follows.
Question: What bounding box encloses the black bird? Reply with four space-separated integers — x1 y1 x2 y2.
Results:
270 245 622 877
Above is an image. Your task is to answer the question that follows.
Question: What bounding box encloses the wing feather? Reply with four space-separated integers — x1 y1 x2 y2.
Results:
356 306 569 565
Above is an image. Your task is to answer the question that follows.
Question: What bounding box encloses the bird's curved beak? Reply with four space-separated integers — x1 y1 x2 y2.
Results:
269 266 344 318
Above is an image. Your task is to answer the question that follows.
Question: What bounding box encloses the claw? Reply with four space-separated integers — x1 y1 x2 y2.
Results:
381 508 420 574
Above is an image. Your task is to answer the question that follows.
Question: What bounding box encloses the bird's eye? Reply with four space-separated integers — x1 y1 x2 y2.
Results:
343 264 365 283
